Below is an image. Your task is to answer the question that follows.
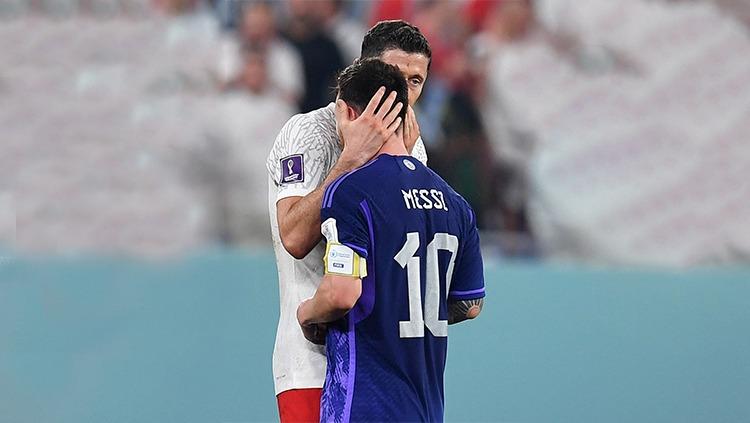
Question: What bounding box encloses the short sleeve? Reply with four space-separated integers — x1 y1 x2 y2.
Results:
266 114 335 201
448 207 485 300
320 176 370 258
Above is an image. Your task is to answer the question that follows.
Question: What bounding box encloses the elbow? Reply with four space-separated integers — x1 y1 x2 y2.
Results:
466 302 483 321
280 229 311 260
467 307 481 320
282 238 307 260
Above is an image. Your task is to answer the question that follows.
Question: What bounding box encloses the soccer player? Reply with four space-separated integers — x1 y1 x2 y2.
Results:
266 21 432 422
297 59 485 422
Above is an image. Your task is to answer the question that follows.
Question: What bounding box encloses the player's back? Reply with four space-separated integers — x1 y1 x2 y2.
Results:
320 154 484 422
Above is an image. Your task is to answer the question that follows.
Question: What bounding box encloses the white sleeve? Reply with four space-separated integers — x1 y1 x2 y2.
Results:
412 136 429 166
266 114 335 201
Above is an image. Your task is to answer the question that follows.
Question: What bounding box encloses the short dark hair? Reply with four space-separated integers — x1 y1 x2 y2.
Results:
361 20 432 64
336 59 408 122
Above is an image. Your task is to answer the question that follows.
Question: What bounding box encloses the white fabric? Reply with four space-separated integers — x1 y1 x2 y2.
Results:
266 103 428 394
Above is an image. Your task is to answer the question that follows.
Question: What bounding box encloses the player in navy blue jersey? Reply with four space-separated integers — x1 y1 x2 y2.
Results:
297 59 485 422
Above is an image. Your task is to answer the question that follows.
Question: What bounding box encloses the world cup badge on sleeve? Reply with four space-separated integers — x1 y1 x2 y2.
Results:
280 154 304 184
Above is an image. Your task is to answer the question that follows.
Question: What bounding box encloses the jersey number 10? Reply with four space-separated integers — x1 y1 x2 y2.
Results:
394 232 458 338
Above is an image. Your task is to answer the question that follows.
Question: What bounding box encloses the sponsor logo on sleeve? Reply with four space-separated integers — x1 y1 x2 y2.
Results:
280 154 304 184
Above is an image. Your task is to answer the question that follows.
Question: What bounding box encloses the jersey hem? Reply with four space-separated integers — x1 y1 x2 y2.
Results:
448 292 486 300
274 378 326 396
276 187 316 202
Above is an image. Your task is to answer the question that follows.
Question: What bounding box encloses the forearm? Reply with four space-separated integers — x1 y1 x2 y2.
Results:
298 292 349 326
298 277 359 325
447 298 484 325
279 187 325 257
279 154 360 258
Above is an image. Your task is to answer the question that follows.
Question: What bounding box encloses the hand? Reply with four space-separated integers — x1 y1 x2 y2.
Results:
403 105 421 154
335 87 403 168
301 322 328 345
297 299 328 345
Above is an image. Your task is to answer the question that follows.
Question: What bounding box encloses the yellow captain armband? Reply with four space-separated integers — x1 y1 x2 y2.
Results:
324 243 367 278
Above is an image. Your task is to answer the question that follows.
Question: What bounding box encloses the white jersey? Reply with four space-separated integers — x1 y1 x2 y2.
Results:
266 103 428 395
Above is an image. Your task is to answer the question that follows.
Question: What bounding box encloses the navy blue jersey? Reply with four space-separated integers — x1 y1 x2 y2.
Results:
319 154 485 422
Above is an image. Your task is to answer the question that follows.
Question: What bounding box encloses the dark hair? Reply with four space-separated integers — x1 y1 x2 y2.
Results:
360 20 432 64
336 59 408 122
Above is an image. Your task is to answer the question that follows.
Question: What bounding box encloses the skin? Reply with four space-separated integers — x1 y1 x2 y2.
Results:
379 49 430 153
297 125 408 342
298 126 483 343
276 50 430 259
297 274 361 344
276 87 403 259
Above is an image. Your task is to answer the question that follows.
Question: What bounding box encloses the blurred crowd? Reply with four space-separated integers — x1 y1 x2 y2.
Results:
2 0 749 264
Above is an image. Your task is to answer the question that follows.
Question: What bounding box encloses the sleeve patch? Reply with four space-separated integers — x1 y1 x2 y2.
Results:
324 243 367 278
280 154 304 185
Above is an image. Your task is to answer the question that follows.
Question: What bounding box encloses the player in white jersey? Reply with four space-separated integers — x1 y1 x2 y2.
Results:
266 20 432 422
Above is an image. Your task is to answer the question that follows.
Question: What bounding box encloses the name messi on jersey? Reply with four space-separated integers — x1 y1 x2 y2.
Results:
401 189 448 211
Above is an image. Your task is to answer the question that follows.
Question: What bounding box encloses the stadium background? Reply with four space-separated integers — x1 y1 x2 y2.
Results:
1 0 750 421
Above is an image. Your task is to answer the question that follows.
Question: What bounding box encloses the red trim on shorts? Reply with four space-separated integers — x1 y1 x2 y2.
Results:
277 388 322 423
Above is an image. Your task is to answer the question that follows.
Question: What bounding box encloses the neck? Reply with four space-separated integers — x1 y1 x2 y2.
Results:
377 135 408 157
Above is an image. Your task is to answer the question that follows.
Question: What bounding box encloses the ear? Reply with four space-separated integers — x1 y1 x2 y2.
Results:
347 105 358 120
335 99 351 122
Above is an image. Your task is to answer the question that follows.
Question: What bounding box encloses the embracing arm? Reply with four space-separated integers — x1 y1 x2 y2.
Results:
277 157 360 259
277 88 403 259
298 274 362 325
447 298 484 325
296 274 362 345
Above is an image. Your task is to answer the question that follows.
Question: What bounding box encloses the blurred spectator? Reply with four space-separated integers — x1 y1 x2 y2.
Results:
468 0 537 234
284 0 345 112
369 0 413 25
314 0 367 63
678 0 750 29
6 0 747 263
222 0 304 107
193 46 295 245
465 0 642 238
412 0 472 84
409 0 495 231
152 0 197 14
148 0 229 94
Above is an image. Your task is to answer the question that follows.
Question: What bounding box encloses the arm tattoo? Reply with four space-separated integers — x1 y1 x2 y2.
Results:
448 298 484 325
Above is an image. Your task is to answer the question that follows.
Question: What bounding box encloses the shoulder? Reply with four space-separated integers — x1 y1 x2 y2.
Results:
270 105 337 154
266 105 337 180
322 156 388 209
281 104 335 136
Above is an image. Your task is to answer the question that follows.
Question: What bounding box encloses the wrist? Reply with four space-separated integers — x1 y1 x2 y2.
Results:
338 149 365 170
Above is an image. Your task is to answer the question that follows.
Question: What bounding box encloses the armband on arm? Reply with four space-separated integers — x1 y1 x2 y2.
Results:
324 243 367 278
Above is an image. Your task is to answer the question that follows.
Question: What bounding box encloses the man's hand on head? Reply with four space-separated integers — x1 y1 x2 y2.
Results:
335 86 403 168
403 105 421 154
